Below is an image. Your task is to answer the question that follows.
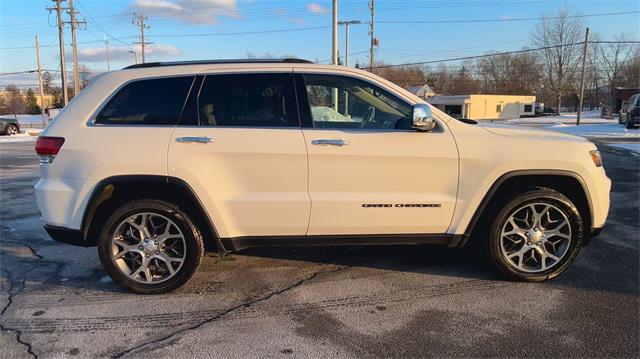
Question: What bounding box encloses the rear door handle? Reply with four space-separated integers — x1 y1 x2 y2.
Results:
176 136 214 144
311 139 350 147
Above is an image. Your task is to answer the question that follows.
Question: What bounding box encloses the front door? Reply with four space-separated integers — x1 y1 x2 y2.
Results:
168 72 310 238
296 73 459 235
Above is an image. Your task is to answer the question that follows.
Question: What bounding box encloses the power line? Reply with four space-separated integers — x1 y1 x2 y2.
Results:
0 70 38 76
378 10 640 24
146 25 331 38
75 0 129 46
369 41 640 69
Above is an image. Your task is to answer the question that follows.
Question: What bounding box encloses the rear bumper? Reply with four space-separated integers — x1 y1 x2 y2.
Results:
43 224 93 247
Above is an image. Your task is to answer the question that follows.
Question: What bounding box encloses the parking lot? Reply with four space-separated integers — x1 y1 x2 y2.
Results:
0 140 638 358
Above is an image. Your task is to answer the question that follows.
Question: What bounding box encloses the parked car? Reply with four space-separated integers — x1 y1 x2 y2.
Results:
35 59 611 293
0 117 20 136
622 93 639 129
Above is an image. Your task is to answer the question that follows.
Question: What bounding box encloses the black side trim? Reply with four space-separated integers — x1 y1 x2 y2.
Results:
459 169 594 247
44 225 91 247
80 175 169 242
221 234 460 252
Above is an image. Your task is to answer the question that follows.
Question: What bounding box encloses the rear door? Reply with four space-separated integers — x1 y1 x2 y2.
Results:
296 72 459 236
168 71 310 238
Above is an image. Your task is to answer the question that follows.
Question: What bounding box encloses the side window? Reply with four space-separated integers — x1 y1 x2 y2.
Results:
95 76 194 125
197 73 299 127
302 74 413 130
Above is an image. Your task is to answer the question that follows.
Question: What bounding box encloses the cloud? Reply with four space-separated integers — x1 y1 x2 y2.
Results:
307 2 328 15
131 0 239 24
272 8 305 25
67 44 181 63
134 0 182 12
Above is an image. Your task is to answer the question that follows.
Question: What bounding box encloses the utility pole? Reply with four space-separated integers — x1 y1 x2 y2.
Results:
105 37 110 71
66 0 85 96
577 27 589 126
338 20 361 67
331 0 338 111
49 0 68 105
331 0 338 65
132 13 150 63
368 0 375 70
35 35 47 128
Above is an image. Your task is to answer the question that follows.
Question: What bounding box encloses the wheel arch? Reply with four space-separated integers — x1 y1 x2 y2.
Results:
81 175 223 252
459 170 593 247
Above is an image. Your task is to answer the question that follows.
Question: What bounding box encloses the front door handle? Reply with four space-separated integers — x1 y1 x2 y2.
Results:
311 139 350 147
176 136 214 144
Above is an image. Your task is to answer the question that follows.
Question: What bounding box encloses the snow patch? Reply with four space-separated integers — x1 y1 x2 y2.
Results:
0 133 37 143
544 123 640 138
504 110 616 125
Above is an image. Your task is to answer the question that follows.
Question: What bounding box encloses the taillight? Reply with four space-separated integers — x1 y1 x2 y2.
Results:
35 136 65 163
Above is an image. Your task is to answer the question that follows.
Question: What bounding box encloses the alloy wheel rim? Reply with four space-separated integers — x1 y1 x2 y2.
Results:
500 203 572 273
7 126 17 135
111 212 186 284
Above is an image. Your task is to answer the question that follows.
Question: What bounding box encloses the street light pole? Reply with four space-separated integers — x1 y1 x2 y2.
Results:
338 20 361 67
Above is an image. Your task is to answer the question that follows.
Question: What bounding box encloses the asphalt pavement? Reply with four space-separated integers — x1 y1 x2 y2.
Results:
0 140 638 358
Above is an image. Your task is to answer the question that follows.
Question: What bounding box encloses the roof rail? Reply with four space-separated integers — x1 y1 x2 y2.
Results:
124 58 313 69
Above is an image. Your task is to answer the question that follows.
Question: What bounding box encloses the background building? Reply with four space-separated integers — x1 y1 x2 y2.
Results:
428 94 536 120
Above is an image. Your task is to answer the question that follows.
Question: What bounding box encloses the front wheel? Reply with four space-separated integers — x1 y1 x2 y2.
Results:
98 199 204 294
488 189 584 282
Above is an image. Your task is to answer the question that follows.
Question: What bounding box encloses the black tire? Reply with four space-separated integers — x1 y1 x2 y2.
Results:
5 124 18 136
98 199 204 294
487 188 584 282
626 117 635 129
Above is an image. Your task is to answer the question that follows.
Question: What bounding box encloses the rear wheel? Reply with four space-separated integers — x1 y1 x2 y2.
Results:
98 199 204 294
488 189 584 281
5 124 18 136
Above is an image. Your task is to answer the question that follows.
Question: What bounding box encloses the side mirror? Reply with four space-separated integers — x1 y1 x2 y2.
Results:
412 103 436 131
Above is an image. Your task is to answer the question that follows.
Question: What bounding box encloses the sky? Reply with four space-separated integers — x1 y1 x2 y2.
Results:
0 0 638 88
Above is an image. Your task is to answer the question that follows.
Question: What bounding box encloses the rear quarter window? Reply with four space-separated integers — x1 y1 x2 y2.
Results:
95 76 194 125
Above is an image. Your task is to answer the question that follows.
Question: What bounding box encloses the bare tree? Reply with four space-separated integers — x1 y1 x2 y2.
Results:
479 51 541 95
425 63 454 95
449 63 481 95
42 71 54 93
620 47 640 88
532 7 585 113
595 33 639 105
585 35 603 109
373 63 427 89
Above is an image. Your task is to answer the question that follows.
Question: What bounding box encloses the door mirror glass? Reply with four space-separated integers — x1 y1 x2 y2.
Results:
412 103 436 131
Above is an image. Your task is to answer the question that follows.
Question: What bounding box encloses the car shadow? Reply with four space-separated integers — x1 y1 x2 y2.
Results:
1 235 636 297
231 240 638 296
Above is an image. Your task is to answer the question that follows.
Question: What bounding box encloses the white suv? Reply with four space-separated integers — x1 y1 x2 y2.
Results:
34 59 611 293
